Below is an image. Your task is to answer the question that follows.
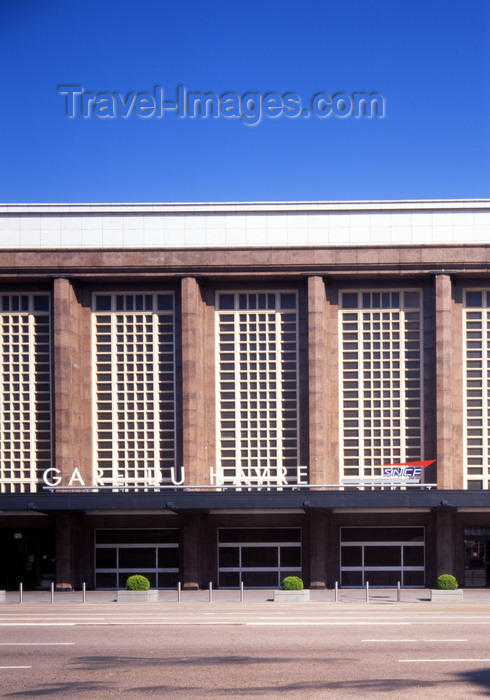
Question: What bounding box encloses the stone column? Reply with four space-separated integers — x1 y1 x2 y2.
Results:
52 278 92 486
307 276 338 484
434 274 462 488
432 505 457 585
181 515 201 589
308 509 329 589
55 514 74 590
181 277 214 485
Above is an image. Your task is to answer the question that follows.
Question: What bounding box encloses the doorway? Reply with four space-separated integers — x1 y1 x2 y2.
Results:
218 527 302 588
0 528 55 590
340 526 425 587
464 527 490 587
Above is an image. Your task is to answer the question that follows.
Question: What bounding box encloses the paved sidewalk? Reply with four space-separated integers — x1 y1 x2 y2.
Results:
3 587 490 605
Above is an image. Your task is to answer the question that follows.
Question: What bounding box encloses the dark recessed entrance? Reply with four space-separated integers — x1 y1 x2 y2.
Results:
465 527 490 587
0 528 55 590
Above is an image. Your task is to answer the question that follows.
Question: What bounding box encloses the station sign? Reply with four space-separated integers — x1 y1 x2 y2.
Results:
381 460 435 479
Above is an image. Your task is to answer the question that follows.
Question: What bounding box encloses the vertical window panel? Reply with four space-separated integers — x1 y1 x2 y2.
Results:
0 294 52 493
93 293 176 487
216 292 299 485
339 290 423 478
463 292 490 488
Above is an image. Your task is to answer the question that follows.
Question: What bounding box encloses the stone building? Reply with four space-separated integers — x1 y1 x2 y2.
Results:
0 199 489 590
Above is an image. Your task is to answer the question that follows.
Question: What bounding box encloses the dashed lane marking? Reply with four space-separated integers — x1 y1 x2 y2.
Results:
400 658 490 663
0 642 75 645
0 623 76 627
363 638 468 643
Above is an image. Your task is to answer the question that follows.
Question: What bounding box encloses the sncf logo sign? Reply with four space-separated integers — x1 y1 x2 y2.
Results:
383 466 422 478
381 460 435 479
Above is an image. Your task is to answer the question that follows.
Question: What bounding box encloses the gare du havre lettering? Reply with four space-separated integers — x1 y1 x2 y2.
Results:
41 461 434 489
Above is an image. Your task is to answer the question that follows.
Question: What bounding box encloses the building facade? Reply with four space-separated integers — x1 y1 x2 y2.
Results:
1 199 490 590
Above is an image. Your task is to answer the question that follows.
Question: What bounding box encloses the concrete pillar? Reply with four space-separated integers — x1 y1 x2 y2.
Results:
181 515 201 589
432 506 457 585
434 274 462 488
55 514 75 590
326 515 340 589
52 278 92 485
181 277 214 485
307 276 338 484
308 509 329 588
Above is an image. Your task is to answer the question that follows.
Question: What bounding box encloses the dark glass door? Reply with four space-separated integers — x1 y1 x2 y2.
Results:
0 528 55 590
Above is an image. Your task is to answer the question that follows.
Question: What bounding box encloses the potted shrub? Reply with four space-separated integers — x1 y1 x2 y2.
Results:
281 576 304 590
116 574 159 602
126 575 150 591
273 576 310 602
431 574 463 602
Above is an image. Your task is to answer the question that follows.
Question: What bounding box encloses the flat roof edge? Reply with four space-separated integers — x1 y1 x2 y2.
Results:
1 199 490 215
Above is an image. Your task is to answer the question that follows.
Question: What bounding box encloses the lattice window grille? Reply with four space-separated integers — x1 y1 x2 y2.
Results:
216 291 299 486
340 290 423 479
93 293 176 487
463 290 490 489
0 294 51 493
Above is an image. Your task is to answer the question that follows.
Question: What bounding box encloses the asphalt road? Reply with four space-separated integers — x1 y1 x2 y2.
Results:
1 602 490 698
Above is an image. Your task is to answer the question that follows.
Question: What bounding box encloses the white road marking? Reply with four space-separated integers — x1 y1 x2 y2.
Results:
0 642 75 645
248 622 411 626
0 666 31 669
0 616 487 627
400 658 490 663
0 623 75 627
363 639 468 643
0 617 102 621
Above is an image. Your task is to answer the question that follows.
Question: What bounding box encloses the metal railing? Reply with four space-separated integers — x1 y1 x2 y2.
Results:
10 580 414 604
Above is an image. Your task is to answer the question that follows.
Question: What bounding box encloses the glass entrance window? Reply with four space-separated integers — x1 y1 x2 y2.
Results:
218 527 301 588
241 547 278 568
364 546 401 567
95 529 179 589
340 527 425 588
464 528 490 587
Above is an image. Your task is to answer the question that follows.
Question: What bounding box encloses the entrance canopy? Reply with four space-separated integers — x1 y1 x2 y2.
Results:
2 488 490 514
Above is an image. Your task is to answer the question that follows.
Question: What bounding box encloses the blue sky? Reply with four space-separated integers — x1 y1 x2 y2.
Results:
0 0 489 203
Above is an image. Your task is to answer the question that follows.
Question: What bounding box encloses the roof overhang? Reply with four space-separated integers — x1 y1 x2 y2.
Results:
1 489 489 514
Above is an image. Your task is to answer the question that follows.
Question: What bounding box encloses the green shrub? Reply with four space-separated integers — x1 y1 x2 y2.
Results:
281 576 304 590
126 574 150 591
436 574 458 590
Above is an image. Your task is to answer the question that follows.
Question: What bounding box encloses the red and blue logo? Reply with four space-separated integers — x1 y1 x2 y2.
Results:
381 460 436 478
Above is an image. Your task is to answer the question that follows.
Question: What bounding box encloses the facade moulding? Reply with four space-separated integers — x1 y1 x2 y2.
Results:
1 265 490 280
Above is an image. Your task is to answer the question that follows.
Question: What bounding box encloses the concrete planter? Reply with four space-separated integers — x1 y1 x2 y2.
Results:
430 589 463 602
0 590 6 603
117 589 159 603
273 589 310 603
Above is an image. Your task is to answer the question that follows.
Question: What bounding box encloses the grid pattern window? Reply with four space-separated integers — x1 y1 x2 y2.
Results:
216 292 298 485
93 293 176 487
340 290 423 478
340 527 425 587
218 528 301 588
0 294 51 493
95 529 179 589
463 290 490 490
